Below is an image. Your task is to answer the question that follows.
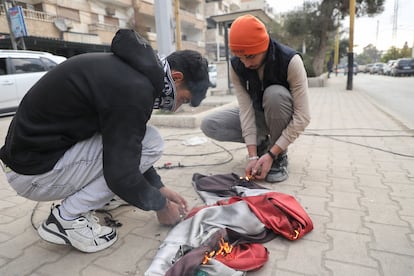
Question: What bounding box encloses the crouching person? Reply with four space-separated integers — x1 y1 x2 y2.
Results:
0 29 210 253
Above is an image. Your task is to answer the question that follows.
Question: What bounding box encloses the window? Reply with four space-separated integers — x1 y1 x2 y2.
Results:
40 57 58 71
0 58 6 75
57 6 80 22
11 58 46 74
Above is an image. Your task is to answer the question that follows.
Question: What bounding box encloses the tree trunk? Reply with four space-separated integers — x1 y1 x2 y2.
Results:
312 32 328 76
312 0 335 76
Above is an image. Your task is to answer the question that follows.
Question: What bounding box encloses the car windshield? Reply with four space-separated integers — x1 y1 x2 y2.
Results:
398 59 410 65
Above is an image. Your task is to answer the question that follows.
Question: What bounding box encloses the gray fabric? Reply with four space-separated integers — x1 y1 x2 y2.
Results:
196 187 270 206
144 201 266 276
200 84 293 146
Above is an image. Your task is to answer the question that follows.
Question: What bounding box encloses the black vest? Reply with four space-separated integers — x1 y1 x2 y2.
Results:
231 39 299 111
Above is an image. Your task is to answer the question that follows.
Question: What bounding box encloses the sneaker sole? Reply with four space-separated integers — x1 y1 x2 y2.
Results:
38 223 118 253
266 174 288 183
265 168 289 183
38 223 70 245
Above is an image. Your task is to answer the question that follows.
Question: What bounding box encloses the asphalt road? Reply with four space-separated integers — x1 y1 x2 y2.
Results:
351 73 414 129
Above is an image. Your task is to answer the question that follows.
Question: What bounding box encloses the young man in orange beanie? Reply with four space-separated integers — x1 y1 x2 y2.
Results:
201 14 310 182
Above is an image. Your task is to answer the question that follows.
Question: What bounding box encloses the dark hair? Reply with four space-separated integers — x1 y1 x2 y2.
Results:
167 50 209 107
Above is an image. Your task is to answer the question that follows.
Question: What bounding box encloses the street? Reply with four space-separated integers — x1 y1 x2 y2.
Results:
350 74 414 129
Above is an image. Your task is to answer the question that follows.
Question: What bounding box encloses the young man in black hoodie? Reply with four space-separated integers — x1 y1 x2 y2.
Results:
0 29 210 253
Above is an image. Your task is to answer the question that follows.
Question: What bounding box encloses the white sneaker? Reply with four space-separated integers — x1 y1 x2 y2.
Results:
38 204 117 253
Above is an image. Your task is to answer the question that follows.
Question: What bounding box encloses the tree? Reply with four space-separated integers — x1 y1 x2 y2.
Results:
380 46 400 62
356 43 381 64
400 42 412 58
279 0 385 76
380 43 414 62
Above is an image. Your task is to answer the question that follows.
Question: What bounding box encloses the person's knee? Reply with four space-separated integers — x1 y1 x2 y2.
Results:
263 85 292 109
200 116 218 138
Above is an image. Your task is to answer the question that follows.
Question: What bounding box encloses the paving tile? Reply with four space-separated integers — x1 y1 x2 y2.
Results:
370 250 414 276
325 230 377 267
366 222 414 256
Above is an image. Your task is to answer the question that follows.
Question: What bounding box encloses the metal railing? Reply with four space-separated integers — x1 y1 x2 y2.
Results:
22 9 57 22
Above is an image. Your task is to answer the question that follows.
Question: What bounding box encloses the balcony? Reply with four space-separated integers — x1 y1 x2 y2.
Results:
95 0 132 8
22 8 57 22
180 9 204 30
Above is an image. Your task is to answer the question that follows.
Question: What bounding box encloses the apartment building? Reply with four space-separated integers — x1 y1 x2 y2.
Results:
0 0 275 59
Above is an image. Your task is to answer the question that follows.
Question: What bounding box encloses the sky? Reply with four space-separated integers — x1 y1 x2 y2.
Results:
269 0 414 54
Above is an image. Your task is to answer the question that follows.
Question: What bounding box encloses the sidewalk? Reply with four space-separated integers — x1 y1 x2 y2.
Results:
0 77 413 275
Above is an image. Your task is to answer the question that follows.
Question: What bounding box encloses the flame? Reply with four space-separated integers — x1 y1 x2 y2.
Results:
202 238 233 265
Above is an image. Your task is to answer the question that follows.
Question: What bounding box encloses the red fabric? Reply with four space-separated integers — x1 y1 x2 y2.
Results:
215 243 269 271
218 192 313 240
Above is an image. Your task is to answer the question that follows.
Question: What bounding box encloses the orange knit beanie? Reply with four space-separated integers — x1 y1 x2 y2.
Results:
229 14 270 55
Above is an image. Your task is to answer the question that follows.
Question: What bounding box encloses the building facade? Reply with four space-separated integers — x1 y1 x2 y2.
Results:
0 0 275 59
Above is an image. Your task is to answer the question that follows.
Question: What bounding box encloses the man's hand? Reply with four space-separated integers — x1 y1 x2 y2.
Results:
246 154 273 180
245 159 259 178
156 199 183 226
159 186 188 213
156 187 188 225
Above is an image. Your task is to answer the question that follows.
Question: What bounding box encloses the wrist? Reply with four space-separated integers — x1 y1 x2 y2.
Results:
267 150 277 160
159 198 169 212
247 155 259 161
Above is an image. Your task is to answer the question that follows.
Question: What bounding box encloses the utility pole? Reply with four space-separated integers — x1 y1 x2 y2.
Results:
154 0 175 56
346 0 355 90
174 0 181 50
392 0 399 44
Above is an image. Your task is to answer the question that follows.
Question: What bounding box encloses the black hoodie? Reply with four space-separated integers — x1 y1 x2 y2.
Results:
0 29 168 211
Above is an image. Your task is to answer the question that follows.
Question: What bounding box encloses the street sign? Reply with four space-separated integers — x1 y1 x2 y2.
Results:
8 6 28 38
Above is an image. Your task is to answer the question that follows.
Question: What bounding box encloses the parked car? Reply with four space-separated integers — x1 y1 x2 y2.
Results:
364 63 373 73
344 62 358 75
208 63 217 88
0 50 66 116
383 60 396 76
370 62 386 74
391 58 414 76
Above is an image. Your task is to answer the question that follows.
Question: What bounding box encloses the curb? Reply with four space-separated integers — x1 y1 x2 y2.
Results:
149 101 238 128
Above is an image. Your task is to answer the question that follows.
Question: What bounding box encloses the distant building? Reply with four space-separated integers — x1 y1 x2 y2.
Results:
0 0 276 59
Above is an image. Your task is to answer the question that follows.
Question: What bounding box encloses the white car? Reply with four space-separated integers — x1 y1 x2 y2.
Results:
383 60 396 76
208 64 217 88
0 50 66 116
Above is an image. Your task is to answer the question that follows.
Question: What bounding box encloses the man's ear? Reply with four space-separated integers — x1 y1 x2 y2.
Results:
171 71 184 84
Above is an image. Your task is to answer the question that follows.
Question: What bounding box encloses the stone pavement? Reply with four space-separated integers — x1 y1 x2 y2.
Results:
0 76 413 276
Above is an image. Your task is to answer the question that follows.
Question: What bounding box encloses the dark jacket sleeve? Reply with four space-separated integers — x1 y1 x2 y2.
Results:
98 87 166 211
144 166 164 189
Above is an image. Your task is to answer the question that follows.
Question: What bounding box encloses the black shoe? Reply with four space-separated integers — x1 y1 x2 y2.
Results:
266 153 288 183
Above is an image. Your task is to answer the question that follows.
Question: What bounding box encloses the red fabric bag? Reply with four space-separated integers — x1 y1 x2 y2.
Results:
219 192 313 240
215 243 269 271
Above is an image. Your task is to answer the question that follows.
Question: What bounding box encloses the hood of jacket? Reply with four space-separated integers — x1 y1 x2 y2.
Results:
110 29 164 97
